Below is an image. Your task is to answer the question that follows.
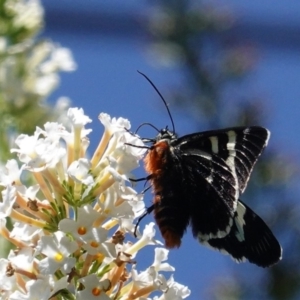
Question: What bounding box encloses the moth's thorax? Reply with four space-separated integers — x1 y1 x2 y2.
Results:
144 128 177 175
144 140 171 175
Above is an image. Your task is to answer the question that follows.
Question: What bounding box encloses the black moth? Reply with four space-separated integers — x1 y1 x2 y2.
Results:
135 72 282 268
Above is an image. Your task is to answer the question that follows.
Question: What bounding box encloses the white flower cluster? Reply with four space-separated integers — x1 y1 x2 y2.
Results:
0 39 76 104
0 108 190 299
0 0 76 105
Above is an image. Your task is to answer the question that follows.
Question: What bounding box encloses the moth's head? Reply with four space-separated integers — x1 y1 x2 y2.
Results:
155 127 177 143
140 126 177 145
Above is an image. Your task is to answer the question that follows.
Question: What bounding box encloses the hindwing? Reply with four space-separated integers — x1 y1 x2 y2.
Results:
200 201 282 267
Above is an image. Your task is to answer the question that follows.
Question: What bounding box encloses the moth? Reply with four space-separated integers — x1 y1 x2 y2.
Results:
134 72 282 268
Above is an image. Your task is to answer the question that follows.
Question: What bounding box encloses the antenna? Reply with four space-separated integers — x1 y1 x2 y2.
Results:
137 71 176 133
135 122 160 134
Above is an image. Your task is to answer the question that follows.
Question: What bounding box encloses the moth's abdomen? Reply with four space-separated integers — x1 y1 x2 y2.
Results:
145 141 190 248
154 194 189 248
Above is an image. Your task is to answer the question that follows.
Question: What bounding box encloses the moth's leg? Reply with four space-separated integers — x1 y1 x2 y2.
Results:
134 204 155 237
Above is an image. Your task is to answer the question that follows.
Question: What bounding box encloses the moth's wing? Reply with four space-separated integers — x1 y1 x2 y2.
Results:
200 201 282 267
180 150 236 239
175 126 270 194
173 126 270 239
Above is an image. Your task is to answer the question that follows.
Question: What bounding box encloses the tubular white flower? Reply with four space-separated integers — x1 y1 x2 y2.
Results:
9 278 51 300
152 248 175 272
67 158 94 185
126 222 163 256
80 227 117 260
99 113 131 135
8 247 35 274
156 275 191 300
40 47 77 73
49 276 69 298
98 182 139 221
68 107 92 129
36 231 78 275
0 258 17 292
10 222 43 245
0 184 16 218
34 73 58 96
0 159 25 187
58 204 100 240
38 122 65 142
91 113 139 170
11 128 66 171
76 274 111 300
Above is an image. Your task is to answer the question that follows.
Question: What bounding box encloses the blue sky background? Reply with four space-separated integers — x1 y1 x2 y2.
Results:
41 1 300 298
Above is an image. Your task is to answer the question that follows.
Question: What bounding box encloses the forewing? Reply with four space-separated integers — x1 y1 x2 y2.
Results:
201 200 282 267
174 126 270 194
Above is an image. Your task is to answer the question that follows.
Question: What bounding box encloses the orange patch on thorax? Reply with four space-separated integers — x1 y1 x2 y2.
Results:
144 141 170 175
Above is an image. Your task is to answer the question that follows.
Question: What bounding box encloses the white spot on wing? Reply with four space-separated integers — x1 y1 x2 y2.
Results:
226 131 239 209
209 136 219 154
197 218 233 240
265 129 271 145
182 150 212 161
206 175 213 183
199 239 247 263
234 202 247 242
